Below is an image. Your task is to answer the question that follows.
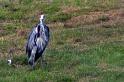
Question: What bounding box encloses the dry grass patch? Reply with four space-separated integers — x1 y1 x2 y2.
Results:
65 9 124 27
61 6 80 14
78 76 99 82
48 22 64 28
16 28 30 36
0 34 15 41
97 62 109 70
0 28 5 36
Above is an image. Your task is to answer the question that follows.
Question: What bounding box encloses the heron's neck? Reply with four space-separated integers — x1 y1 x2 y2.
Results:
39 20 44 25
39 19 45 32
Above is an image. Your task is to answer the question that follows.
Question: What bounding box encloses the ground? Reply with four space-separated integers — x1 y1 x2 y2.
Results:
0 0 124 82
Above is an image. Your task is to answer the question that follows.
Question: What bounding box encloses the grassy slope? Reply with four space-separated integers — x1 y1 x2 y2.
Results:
0 0 124 82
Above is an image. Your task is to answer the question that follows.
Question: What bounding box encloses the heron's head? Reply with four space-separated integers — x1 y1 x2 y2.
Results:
39 15 45 22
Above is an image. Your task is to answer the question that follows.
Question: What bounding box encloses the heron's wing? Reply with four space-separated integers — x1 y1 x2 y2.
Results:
26 24 49 55
44 25 49 41
26 27 37 54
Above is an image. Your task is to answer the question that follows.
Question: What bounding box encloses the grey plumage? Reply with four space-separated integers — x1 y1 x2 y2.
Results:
26 15 49 69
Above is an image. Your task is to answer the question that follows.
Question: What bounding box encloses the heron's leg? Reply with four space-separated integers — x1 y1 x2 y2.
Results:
31 54 35 70
32 63 35 70
41 56 47 68
30 46 37 70
29 55 35 70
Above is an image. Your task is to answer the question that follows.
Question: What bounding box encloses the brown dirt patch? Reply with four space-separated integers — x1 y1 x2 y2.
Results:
61 6 80 14
16 28 30 36
0 34 15 41
78 76 99 82
48 22 64 28
0 28 5 35
65 9 124 27
97 62 108 70
74 38 82 43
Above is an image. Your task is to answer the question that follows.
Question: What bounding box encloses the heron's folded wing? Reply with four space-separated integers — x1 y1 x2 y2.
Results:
26 28 37 52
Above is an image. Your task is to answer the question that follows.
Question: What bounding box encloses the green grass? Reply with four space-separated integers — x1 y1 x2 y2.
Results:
0 0 124 82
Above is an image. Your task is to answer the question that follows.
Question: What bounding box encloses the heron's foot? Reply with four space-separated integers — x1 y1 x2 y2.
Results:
31 65 35 70
29 63 35 70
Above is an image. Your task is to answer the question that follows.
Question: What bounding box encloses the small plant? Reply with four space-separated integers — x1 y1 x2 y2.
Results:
98 15 110 22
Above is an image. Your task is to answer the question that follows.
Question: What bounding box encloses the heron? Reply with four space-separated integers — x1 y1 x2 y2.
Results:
26 15 49 69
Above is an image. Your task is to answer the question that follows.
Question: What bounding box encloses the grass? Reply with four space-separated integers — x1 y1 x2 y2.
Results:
0 0 124 82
